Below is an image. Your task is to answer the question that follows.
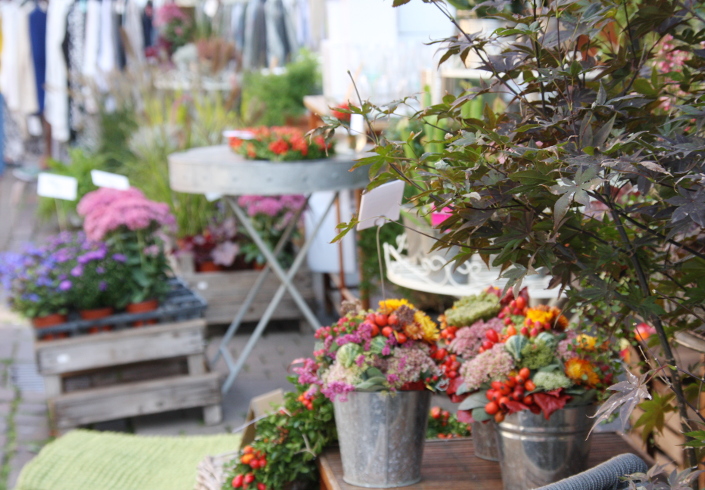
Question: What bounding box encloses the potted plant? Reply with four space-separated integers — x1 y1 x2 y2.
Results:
227 126 334 162
0 235 77 334
77 187 175 319
316 0 705 473
65 235 132 331
296 299 446 487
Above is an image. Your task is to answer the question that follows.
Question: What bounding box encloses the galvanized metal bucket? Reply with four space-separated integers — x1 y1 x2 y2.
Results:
496 405 596 490
472 421 499 461
333 390 431 488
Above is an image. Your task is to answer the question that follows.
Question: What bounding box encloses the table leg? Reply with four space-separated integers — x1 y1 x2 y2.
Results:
219 193 338 393
210 197 310 367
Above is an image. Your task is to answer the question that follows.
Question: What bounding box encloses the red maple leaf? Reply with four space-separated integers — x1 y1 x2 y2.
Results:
533 390 572 420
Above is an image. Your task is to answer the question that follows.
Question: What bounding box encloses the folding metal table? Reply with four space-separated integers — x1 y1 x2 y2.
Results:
168 145 368 392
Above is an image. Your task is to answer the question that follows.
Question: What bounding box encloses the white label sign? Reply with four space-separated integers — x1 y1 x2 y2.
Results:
356 180 405 231
350 114 365 135
91 170 130 190
223 130 256 140
205 192 222 202
37 173 78 201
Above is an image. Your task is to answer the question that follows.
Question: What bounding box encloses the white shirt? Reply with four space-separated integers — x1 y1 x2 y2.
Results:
44 0 73 142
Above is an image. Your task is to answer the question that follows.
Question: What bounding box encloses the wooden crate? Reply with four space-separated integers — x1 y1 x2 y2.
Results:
174 253 315 326
36 319 223 432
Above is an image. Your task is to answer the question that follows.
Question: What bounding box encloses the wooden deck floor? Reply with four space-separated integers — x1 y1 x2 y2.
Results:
319 432 647 490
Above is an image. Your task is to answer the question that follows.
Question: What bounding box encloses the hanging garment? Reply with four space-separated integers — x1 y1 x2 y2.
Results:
123 0 145 67
63 2 86 138
264 0 287 68
29 4 48 113
0 1 20 110
98 0 116 82
44 0 73 142
141 2 155 48
242 0 267 70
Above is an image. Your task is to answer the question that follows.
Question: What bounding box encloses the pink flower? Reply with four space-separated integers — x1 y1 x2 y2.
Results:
459 343 515 391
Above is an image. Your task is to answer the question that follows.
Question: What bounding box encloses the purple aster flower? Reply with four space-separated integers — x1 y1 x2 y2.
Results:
96 266 106 274
99 281 107 291
70 265 83 277
112 254 127 263
59 280 72 291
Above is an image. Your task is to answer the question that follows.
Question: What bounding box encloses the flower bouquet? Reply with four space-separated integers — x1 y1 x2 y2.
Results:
295 299 445 487
227 126 334 162
176 214 242 272
439 287 623 488
443 288 621 423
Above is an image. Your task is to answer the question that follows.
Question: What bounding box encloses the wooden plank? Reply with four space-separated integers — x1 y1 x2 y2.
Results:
62 358 189 393
318 433 648 490
50 372 222 429
36 319 206 375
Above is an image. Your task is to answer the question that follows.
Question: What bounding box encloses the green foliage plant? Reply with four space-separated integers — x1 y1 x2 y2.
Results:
316 0 705 470
240 50 321 127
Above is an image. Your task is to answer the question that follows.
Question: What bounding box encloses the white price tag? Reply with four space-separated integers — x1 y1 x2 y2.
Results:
350 114 365 135
91 170 130 190
205 192 222 202
37 173 78 201
356 180 405 231
223 130 256 140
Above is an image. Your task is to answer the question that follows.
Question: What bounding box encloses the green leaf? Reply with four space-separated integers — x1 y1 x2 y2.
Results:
392 0 411 6
355 377 387 391
458 391 489 411
633 392 677 444
472 407 493 422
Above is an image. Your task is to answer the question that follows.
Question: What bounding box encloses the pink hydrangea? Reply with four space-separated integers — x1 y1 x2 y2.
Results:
78 188 176 241
449 317 504 359
459 343 515 391
556 330 579 361
155 3 188 27
385 344 440 390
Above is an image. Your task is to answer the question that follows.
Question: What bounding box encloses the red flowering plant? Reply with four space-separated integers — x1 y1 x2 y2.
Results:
294 299 447 401
438 287 622 423
227 126 334 162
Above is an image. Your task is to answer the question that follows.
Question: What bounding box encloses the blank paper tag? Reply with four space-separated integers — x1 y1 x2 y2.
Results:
91 170 130 190
37 173 78 201
223 130 255 140
356 180 405 231
350 114 365 135
205 192 222 202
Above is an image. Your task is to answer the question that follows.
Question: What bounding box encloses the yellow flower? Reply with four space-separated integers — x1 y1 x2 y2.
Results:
413 310 439 342
378 298 412 314
524 305 568 330
564 358 600 387
575 334 597 351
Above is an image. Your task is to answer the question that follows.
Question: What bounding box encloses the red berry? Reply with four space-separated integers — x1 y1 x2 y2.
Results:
375 313 389 327
382 326 394 337
244 473 255 484
530 328 538 337
232 474 244 488
482 340 493 350
388 313 399 325
485 330 499 343
257 484 267 490
520 326 529 336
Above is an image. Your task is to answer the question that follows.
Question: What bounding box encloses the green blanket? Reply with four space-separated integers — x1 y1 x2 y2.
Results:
15 430 240 490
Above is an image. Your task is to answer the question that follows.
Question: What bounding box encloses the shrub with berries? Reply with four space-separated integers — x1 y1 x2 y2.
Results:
227 126 334 162
223 378 336 490
426 406 471 439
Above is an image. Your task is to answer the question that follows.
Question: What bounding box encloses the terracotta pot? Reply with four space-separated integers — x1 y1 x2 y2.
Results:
196 261 222 273
32 313 68 341
126 299 159 327
79 306 114 334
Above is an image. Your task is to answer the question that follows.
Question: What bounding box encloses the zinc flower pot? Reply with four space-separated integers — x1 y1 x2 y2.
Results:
472 420 499 461
126 299 159 327
495 405 596 490
333 390 431 488
79 306 114 333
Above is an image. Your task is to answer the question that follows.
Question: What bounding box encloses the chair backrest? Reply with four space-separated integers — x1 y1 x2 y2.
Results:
534 453 649 490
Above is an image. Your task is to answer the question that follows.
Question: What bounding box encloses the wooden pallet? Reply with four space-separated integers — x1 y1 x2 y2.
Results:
35 319 223 432
174 253 315 326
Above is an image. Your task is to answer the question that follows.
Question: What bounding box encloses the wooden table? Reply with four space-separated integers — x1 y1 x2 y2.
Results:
318 433 647 489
